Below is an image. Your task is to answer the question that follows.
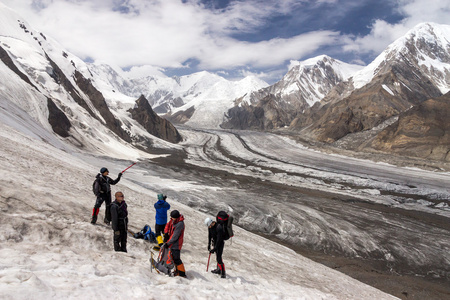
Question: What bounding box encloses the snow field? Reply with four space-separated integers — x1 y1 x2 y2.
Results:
0 121 397 299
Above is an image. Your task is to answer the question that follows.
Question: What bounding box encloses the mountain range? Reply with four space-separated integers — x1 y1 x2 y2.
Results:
84 22 450 162
0 1 449 161
221 23 450 161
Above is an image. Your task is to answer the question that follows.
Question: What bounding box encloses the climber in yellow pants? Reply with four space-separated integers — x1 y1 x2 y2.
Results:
153 193 170 250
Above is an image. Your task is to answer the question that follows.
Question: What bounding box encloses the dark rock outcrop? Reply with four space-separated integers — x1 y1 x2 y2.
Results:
164 106 195 125
47 98 71 137
129 95 182 144
46 54 93 115
0 45 38 90
222 94 295 130
45 54 131 142
72 70 131 142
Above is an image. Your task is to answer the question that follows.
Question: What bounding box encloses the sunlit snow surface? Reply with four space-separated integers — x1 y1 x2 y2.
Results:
0 119 398 299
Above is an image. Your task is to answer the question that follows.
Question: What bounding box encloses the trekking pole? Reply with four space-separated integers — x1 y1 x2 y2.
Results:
121 162 137 174
206 252 211 272
150 252 153 273
157 246 163 262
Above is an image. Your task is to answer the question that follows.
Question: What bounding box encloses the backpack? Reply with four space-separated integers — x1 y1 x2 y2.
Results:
133 225 156 243
142 224 157 243
92 179 98 195
93 177 105 196
217 211 234 240
151 244 174 275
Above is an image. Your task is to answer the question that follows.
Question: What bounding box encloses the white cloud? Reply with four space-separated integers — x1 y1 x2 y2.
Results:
124 65 167 79
1 0 337 72
197 30 341 69
3 0 449 78
342 20 408 54
343 0 450 56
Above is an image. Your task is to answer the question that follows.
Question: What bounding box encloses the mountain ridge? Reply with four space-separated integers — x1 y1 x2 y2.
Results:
0 3 181 154
222 22 450 161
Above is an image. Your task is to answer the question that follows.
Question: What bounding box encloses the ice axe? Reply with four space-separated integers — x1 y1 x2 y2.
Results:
121 162 136 174
206 252 211 272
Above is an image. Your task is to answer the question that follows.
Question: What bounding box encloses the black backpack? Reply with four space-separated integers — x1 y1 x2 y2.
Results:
92 178 101 195
217 211 234 240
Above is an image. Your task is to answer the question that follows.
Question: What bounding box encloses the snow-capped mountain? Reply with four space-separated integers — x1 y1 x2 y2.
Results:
87 62 270 128
221 55 363 130
2 0 449 162
223 22 450 161
88 65 228 114
136 71 229 114
165 75 269 128
249 55 363 107
351 22 450 94
295 22 450 145
0 2 181 156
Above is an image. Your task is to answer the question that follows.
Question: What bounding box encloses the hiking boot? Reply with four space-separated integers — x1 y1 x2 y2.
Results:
175 264 187 278
91 215 97 224
211 268 220 274
220 264 226 278
104 218 110 225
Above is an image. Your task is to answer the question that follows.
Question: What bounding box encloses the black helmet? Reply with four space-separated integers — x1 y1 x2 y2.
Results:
170 210 180 219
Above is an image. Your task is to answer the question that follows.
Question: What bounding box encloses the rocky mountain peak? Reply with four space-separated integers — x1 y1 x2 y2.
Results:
128 95 182 144
291 22 450 156
352 22 450 92
221 55 362 130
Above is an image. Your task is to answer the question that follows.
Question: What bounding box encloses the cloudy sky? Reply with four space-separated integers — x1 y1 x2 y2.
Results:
2 0 449 83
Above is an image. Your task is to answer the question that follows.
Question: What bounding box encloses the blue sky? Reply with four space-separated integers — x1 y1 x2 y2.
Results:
2 0 449 83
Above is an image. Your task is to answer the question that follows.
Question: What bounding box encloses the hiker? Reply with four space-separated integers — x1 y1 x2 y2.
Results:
163 210 186 277
153 193 170 250
91 167 122 225
205 211 228 278
111 191 128 252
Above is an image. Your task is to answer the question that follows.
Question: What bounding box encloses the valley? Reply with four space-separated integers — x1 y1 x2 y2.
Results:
130 127 450 299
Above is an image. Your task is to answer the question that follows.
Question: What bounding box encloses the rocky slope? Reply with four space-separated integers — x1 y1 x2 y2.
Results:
221 55 362 130
294 23 449 144
369 92 450 161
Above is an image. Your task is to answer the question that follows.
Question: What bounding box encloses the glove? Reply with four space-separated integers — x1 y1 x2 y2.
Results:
209 248 216 253
208 244 211 251
163 243 169 249
114 231 120 236
118 172 123 178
